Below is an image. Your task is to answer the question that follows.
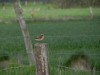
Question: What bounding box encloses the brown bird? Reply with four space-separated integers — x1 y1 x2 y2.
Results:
35 34 44 41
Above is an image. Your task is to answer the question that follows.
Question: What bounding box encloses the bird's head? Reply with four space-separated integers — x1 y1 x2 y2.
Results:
41 34 44 36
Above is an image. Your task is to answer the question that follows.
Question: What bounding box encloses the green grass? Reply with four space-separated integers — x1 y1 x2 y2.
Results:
0 20 100 65
0 20 100 51
0 20 100 54
50 66 92 75
0 3 100 19
0 65 92 75
0 65 35 75
0 19 100 74
0 3 100 74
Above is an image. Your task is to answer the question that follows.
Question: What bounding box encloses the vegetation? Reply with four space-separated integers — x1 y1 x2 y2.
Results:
0 51 9 61
0 2 100 75
0 65 35 75
0 0 100 8
0 19 100 74
0 3 100 19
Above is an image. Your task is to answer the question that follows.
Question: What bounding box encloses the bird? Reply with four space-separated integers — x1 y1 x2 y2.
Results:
34 34 44 41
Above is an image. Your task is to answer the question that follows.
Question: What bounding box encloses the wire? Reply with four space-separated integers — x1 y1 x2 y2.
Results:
46 35 100 38
0 65 33 71
0 35 100 40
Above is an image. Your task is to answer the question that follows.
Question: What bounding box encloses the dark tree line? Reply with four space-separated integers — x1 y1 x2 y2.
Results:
0 0 100 8
52 0 100 8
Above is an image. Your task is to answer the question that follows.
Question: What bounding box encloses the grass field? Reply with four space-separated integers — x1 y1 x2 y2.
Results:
0 3 100 75
0 19 100 75
0 20 100 50
0 3 100 19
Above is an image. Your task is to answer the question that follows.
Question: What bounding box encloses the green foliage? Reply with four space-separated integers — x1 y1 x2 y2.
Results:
50 66 92 75
0 3 100 75
0 4 100 19
0 20 100 74
0 65 35 75
0 20 100 51
0 51 9 61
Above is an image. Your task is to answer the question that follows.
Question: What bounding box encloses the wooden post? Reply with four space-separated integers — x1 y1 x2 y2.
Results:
16 53 23 65
14 0 34 65
89 6 94 19
34 43 49 75
93 66 96 75
25 0 28 6
58 56 62 75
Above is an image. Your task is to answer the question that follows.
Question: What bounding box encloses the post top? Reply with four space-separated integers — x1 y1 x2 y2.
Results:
34 43 47 46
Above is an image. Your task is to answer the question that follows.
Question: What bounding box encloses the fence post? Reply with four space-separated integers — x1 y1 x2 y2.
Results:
16 53 23 65
34 43 49 75
14 0 35 65
89 6 93 19
93 66 96 75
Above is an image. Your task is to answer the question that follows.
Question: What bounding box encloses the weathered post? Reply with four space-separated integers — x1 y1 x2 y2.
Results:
25 0 28 6
88 0 94 19
14 0 34 65
16 53 23 65
34 43 49 75
93 66 96 75
89 6 93 19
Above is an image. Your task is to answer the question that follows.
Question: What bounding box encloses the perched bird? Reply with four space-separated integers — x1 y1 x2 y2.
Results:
35 34 44 41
